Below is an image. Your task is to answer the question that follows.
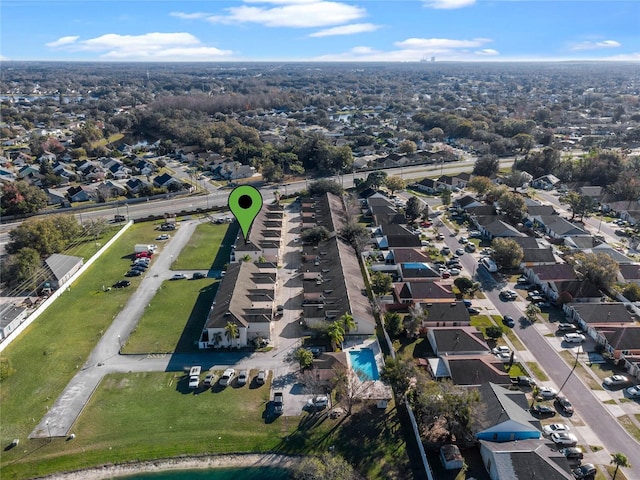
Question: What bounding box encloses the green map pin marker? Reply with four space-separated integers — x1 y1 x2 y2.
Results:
229 185 263 242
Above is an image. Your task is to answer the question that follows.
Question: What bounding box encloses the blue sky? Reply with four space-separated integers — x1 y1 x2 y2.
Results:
2 0 639 62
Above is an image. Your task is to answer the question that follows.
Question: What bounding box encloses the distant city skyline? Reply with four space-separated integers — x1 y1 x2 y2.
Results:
2 0 639 62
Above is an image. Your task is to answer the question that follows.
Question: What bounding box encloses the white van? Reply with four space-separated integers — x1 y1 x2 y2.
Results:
188 366 201 388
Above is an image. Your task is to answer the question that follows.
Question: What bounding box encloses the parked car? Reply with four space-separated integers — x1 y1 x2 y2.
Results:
203 373 215 388
516 275 528 284
449 268 461 276
511 376 536 386
468 230 482 238
495 351 514 362
603 375 629 387
538 386 558 400
237 370 248 386
467 306 480 315
563 333 586 344
531 404 556 417
625 386 640 398
492 346 511 355
171 273 188 280
306 395 329 410
273 392 284 414
464 243 476 252
125 270 142 277
555 395 574 414
192 272 206 279
551 431 578 446
500 289 517 301
112 280 131 288
156 234 170 240
557 323 577 332
561 447 584 461
502 315 515 327
455 248 465 255
256 370 267 385
543 423 569 435
219 368 235 386
435 233 445 240
131 264 148 271
134 258 150 266
441 246 451 255
188 365 201 389
572 463 596 478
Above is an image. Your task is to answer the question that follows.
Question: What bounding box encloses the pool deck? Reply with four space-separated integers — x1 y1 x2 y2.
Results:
343 337 393 400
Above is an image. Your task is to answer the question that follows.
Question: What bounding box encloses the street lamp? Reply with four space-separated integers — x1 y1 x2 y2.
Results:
117 334 121 350
46 420 51 441
125 203 130 221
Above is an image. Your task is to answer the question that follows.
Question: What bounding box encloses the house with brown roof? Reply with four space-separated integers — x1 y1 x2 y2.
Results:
310 352 349 383
479 439 572 479
523 264 577 293
619 264 640 286
595 325 640 379
428 355 512 385
199 262 274 349
391 281 455 306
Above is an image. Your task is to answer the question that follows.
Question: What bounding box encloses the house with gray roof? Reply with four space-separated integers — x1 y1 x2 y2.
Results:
44 254 83 289
565 302 637 340
474 383 542 443
427 326 490 356
479 439 572 479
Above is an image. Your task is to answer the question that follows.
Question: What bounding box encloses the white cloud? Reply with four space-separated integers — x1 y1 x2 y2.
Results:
309 23 380 37
395 37 491 49
570 39 621 51
45 36 80 48
475 48 499 56
45 32 233 60
314 36 498 61
206 1 365 28
423 0 475 9
170 12 211 20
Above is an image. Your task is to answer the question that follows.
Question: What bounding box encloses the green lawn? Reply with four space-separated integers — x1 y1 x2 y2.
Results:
525 362 550 382
1 372 411 480
0 222 192 462
172 222 238 271
123 279 219 353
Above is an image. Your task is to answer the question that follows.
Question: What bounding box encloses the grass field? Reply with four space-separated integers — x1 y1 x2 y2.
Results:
1 371 411 480
123 279 219 353
0 222 182 469
172 222 238 271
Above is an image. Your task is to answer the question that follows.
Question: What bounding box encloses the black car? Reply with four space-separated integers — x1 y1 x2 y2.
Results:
530 404 556 417
572 463 596 479
561 447 584 460
467 307 480 315
125 270 142 277
112 280 131 288
131 265 147 271
502 315 515 327
556 395 574 415
192 272 206 279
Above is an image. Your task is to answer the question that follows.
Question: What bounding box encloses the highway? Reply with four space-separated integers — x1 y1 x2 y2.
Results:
0 157 516 252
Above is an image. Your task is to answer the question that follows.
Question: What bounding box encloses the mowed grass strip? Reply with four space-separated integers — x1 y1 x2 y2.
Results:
0 371 286 480
123 279 219 353
0 222 189 459
172 222 237 271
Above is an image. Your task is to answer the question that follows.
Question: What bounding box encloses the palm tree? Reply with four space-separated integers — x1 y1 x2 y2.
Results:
340 312 356 335
224 321 239 348
611 453 630 480
525 303 541 323
327 321 345 351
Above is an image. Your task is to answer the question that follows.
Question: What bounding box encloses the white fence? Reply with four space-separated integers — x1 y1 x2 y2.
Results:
0 221 133 353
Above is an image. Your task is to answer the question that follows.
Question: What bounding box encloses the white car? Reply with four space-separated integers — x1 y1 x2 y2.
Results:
306 395 329 409
550 432 578 446
219 368 235 386
492 346 511 355
543 423 570 436
626 386 640 398
563 333 586 343
496 352 514 362
156 234 170 240
171 273 188 280
603 375 629 387
538 386 558 400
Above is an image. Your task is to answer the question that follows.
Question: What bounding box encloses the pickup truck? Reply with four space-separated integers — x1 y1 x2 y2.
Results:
273 392 284 415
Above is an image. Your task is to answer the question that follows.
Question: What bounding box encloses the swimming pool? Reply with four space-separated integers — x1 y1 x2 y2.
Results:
348 348 380 381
